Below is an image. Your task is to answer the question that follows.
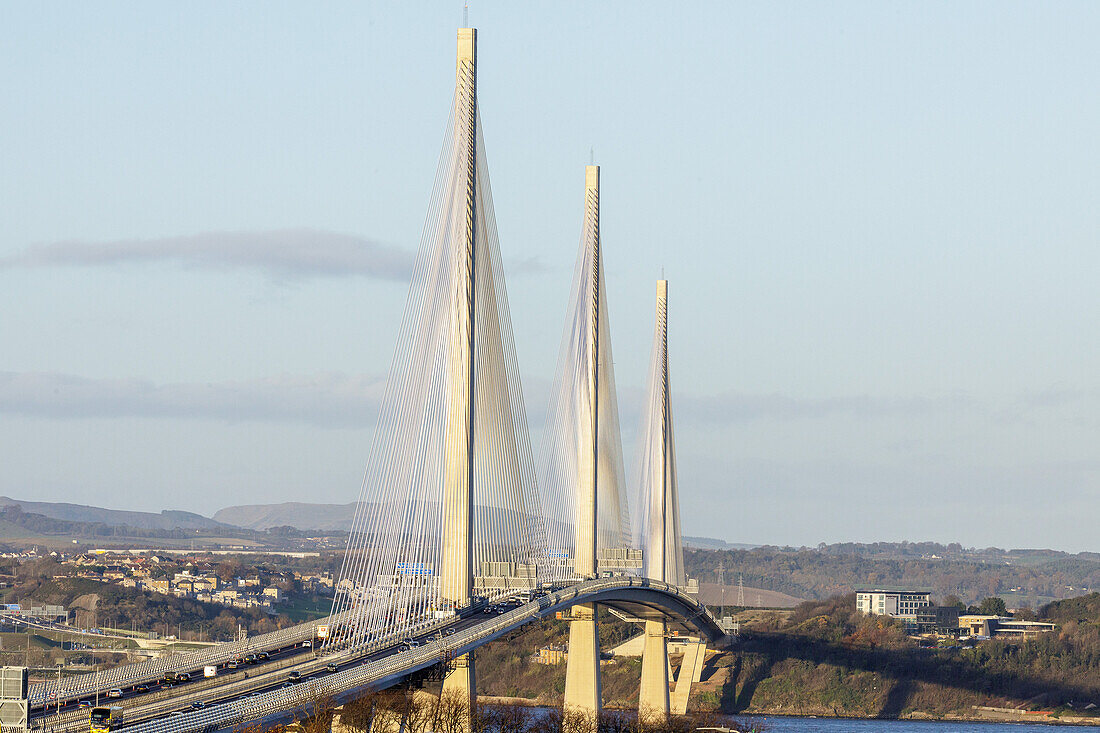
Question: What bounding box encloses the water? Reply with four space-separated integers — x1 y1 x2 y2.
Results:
747 716 1097 732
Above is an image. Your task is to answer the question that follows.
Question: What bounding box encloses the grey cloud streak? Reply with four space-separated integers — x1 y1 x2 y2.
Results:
1 229 414 281
1 229 548 280
3 370 1042 431
0 372 385 428
673 391 985 423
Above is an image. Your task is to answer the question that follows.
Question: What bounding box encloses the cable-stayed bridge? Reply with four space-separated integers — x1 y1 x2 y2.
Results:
20 28 727 733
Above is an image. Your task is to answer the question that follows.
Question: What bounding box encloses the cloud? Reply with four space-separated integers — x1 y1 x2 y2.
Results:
0 371 385 428
4 369 1088 435
1 229 549 281
673 391 985 423
0 229 414 281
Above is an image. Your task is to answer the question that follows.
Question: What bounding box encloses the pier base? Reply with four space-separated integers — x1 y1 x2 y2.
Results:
564 603 601 724
638 619 670 722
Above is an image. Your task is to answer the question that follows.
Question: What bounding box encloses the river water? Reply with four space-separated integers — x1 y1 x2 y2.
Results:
749 716 1097 731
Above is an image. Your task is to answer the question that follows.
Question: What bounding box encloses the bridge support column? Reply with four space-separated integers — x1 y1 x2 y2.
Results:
638 619 670 723
563 603 600 722
670 638 706 715
441 652 475 729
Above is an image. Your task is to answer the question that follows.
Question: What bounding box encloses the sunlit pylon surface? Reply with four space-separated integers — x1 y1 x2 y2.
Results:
329 30 544 650
537 165 632 585
634 280 685 587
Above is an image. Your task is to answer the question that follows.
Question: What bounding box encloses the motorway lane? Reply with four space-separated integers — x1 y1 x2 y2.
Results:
32 642 314 719
33 596 532 731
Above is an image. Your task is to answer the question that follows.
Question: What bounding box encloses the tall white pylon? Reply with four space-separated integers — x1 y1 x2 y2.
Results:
636 280 685 587
330 28 543 712
439 26 479 710
538 165 631 582
541 164 630 719
637 280 684 722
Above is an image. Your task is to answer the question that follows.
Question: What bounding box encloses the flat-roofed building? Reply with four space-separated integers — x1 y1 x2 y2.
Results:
856 589 932 617
959 615 1055 639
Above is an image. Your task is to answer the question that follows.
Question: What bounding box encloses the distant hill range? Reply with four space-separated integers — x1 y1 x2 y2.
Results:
214 502 360 532
682 535 758 551
214 502 572 536
0 496 232 531
0 496 767 542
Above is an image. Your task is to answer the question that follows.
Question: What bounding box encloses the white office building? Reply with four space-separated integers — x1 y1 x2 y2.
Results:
856 589 932 617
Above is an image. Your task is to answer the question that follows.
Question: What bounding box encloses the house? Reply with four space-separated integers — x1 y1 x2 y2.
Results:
536 644 567 665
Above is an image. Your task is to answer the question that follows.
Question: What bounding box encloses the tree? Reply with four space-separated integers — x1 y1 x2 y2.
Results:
976 597 1007 616
217 560 243 583
942 595 966 611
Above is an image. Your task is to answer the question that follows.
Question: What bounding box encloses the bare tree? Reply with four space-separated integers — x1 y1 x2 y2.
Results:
296 682 337 733
434 690 474 733
339 689 385 733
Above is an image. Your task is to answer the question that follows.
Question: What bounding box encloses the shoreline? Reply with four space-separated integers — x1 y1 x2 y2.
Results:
473 698 1100 728
733 708 1100 728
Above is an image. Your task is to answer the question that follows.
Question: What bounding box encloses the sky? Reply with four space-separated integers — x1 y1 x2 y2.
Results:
1 2 1098 551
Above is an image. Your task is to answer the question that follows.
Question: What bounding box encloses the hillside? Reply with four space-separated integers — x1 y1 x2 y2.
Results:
213 502 361 531
0 496 230 531
697 582 804 609
685 543 1100 606
683 536 759 551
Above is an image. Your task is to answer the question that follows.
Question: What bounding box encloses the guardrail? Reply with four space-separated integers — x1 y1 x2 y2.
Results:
33 584 524 709
31 612 354 706
113 577 723 733
34 654 312 733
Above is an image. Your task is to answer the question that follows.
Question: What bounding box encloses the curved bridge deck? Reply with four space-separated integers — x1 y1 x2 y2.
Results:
39 578 726 733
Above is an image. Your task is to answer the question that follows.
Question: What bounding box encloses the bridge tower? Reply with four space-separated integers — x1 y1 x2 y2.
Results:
563 164 604 719
637 280 685 722
439 26 478 710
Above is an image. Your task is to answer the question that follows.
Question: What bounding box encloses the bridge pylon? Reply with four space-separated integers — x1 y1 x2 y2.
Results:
333 20 542 718
636 280 685 721
563 165 605 720
439 26 479 715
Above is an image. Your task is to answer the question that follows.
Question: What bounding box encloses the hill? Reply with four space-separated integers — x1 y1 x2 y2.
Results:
697 582 804 609
685 543 1100 607
683 535 758 551
214 502 361 531
0 496 232 531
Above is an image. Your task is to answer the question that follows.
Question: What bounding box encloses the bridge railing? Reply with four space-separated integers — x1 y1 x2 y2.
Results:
112 577 724 733
31 611 353 706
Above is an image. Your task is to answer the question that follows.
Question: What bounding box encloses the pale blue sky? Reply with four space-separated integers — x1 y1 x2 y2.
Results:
2 3 1098 550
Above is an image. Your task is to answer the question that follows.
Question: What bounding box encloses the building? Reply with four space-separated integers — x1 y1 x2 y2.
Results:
536 644 567 665
958 615 1055 639
992 620 1056 639
913 604 960 633
856 589 932 617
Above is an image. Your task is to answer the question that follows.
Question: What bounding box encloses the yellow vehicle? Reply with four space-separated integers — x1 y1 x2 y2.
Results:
90 706 123 733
